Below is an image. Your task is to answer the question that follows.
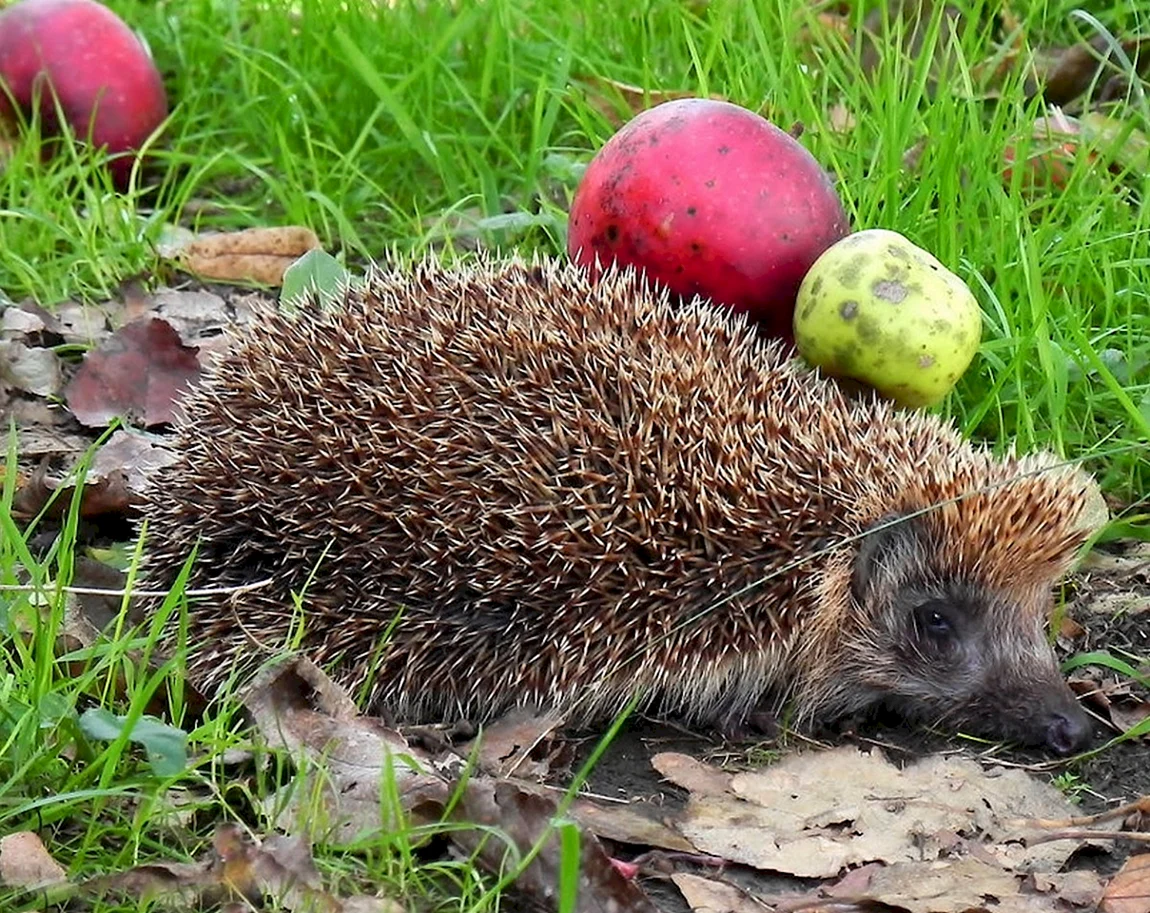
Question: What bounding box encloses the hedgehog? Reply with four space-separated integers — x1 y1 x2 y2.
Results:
137 254 1100 756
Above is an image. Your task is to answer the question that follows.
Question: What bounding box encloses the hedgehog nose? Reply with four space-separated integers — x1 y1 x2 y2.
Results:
1045 708 1093 756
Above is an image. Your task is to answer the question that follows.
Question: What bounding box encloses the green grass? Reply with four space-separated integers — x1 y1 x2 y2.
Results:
2 0 1149 908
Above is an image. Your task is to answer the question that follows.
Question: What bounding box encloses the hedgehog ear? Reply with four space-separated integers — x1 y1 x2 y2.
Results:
851 513 928 604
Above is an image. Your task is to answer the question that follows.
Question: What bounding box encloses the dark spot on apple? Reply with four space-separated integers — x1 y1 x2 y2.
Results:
705 179 715 188
686 206 696 216
718 145 731 155
605 224 619 243
873 279 908 303
839 300 859 321
855 317 880 343
690 241 703 254
809 276 823 297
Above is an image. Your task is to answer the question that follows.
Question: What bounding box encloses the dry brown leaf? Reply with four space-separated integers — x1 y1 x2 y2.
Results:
1028 35 1150 108
860 857 1062 913
654 746 1100 879
671 872 763 913
1101 854 1150 913
0 831 67 890
52 301 118 344
569 797 697 854
241 657 450 844
90 429 181 499
172 226 322 286
449 777 660 913
828 102 856 134
63 317 202 428
1 339 61 396
460 708 567 778
81 824 403 912
240 660 658 910
651 751 739 797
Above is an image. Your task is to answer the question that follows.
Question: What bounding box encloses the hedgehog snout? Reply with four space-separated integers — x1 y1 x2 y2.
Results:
1043 704 1093 756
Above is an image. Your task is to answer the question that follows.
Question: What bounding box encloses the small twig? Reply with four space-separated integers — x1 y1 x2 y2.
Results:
1014 795 1150 830
1024 828 1150 846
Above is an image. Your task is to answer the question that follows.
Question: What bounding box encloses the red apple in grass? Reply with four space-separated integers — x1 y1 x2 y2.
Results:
568 98 850 342
0 0 168 188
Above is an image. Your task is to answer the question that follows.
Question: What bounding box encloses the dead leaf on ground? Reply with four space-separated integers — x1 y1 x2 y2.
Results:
242 660 659 911
671 872 764 913
458 708 568 778
81 823 402 912
449 777 660 913
240 657 449 844
1 340 61 396
0 831 67 890
168 226 322 286
568 797 696 854
653 745 1108 879
1028 35 1150 108
858 0 964 84
63 317 201 428
827 102 856 133
1101 853 1150 913
853 856 1103 913
47 300 119 345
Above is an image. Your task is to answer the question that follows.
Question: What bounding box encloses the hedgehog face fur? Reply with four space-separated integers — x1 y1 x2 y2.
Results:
814 513 1090 754
138 254 1099 756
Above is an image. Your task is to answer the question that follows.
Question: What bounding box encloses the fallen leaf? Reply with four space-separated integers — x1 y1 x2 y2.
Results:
90 429 181 498
1030 870 1107 909
651 752 734 797
569 797 696 854
1101 854 1150 913
63 317 202 428
171 226 322 286
51 300 117 345
81 824 403 912
654 745 1103 879
460 708 567 778
449 777 660 913
0 339 61 396
240 659 659 910
1028 35 1150 108
0 831 67 890
828 102 856 133
862 857 1057 913
241 658 450 844
11 459 134 521
672 872 763 913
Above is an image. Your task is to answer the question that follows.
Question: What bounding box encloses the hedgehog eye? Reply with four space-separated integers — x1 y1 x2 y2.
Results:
914 602 955 644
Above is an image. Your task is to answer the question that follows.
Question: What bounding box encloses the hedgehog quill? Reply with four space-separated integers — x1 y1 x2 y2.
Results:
138 256 1099 756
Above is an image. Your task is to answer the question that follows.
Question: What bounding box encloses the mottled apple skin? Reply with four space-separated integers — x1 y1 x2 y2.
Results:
793 229 983 409
567 98 850 341
0 0 168 187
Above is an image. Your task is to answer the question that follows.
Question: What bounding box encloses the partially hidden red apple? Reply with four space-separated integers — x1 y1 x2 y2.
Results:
568 98 850 342
0 0 168 188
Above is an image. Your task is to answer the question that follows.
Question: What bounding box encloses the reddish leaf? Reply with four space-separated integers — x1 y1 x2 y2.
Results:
64 317 201 428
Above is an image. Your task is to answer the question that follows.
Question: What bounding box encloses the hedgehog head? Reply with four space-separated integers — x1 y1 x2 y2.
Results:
799 454 1099 756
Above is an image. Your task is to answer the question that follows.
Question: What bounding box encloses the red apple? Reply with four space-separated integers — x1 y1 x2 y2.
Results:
0 0 168 187
568 98 850 342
